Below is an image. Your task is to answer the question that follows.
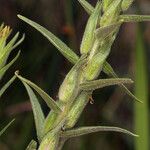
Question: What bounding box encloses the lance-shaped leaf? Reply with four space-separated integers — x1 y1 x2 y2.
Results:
0 50 20 80
60 126 138 138
0 119 15 137
22 82 45 142
120 15 150 22
0 75 17 98
103 62 142 103
80 78 133 91
95 21 122 40
15 72 62 113
78 0 94 15
17 15 79 64
121 0 134 11
80 1 101 54
26 140 37 150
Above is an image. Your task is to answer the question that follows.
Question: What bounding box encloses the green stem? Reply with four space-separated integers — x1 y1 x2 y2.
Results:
134 25 149 150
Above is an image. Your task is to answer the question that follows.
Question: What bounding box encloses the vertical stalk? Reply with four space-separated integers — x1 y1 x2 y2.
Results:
134 25 149 150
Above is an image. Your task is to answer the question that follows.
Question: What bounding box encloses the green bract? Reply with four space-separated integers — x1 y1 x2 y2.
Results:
15 0 150 149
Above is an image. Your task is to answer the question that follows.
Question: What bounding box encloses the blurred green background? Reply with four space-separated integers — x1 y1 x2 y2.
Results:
0 0 149 149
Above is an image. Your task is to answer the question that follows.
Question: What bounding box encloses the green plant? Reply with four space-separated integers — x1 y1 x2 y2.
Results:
14 0 150 149
0 24 24 136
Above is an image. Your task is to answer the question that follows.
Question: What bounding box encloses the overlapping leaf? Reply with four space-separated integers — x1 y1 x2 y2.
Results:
22 82 45 142
15 72 62 113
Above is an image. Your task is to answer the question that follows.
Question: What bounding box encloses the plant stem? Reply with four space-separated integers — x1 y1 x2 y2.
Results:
134 25 149 150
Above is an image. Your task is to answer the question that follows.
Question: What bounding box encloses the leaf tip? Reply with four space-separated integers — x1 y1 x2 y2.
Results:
15 70 20 76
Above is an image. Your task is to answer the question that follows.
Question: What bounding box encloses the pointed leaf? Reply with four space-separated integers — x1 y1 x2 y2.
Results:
0 50 20 80
81 78 133 91
60 126 138 138
80 1 101 54
120 15 150 22
103 61 142 103
11 34 25 50
0 75 17 98
15 72 62 113
26 140 37 150
78 0 94 15
22 82 45 142
18 15 79 64
0 119 15 137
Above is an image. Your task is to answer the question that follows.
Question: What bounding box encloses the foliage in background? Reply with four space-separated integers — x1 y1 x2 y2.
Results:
0 24 24 136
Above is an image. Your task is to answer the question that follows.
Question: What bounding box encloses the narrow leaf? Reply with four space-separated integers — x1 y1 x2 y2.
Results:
60 126 138 138
22 82 45 142
26 140 37 150
0 75 17 98
0 119 15 137
80 1 101 54
0 50 20 80
15 72 62 113
103 62 142 103
78 0 94 15
81 78 133 91
11 34 25 50
120 15 150 22
18 15 79 64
